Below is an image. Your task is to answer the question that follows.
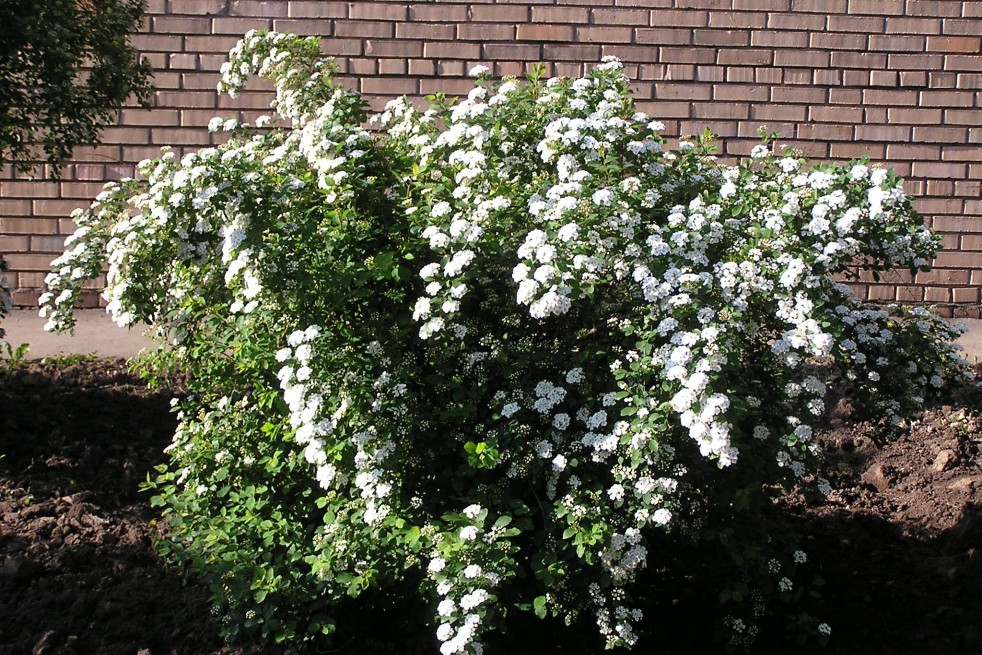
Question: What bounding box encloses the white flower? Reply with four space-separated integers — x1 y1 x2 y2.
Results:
463 564 482 578
459 526 478 541
462 504 482 519
501 402 519 418
468 64 490 77
653 508 672 525
438 599 456 616
428 557 447 573
750 144 770 159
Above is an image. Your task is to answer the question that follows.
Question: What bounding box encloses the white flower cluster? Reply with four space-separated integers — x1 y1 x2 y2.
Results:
428 506 509 655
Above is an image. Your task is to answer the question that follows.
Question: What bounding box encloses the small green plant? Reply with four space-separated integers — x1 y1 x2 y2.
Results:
42 31 971 654
0 341 29 381
38 351 98 367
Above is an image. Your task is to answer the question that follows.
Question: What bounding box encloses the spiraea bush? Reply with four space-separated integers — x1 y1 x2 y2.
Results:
41 31 970 654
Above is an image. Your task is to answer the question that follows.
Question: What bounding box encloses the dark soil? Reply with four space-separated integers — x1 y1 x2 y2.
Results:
1 359 980 655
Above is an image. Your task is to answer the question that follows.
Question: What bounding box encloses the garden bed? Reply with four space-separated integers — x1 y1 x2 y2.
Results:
0 358 980 655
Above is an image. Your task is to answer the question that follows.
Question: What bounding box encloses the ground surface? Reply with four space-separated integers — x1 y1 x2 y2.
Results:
0 359 980 655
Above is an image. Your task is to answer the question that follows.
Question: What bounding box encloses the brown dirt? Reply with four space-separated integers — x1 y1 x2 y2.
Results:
0 358 980 655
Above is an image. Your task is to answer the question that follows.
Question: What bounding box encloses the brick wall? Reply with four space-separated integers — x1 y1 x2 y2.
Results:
2 0 980 316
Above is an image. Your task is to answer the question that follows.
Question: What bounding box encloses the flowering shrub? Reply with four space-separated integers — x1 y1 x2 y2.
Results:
41 31 971 653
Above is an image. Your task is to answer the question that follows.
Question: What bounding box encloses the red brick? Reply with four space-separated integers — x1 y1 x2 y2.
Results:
928 71 959 87
811 32 868 50
693 29 749 46
923 286 952 303
887 107 944 123
913 126 969 143
831 142 885 158
863 88 919 105
886 16 942 34
409 2 468 23
752 104 806 121
591 7 648 24
362 77 417 95
271 19 334 35
675 0 730 8
774 49 828 67
635 28 693 45
692 102 749 119
531 6 589 22
469 5 528 22
545 44 603 61
650 9 707 27
186 35 241 53
954 180 981 197
230 1 288 17
919 90 975 107
396 22 455 40
724 67 753 82
952 287 980 303
751 30 808 48
927 35 982 52
365 40 423 57
886 144 941 159
855 124 911 141
944 55 982 71
334 21 394 38
169 0 227 15
899 70 929 86
826 15 883 32
869 70 900 86
681 119 738 136
132 34 184 52
942 19 982 36
945 109 982 125
350 3 407 20
577 26 634 43
152 15 213 33
348 58 376 75
869 35 927 51
0 217 59 235
813 69 843 85
208 18 267 36
422 40 480 58
708 11 766 28
734 0 789 7
654 83 711 100
755 67 783 83
713 84 768 101
637 45 705 65
718 47 772 65
907 0 963 17
770 85 825 103
287 1 347 18
848 0 904 14
886 53 945 69
912 161 966 179
863 106 887 122
483 43 542 60
809 105 862 123
516 24 574 41
640 100 690 119
956 72 982 87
